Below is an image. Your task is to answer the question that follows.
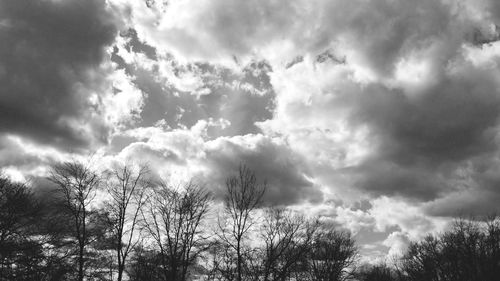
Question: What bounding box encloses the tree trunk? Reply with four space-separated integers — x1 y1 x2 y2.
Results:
79 209 86 281
78 242 84 281
117 263 124 281
117 250 124 281
237 239 242 281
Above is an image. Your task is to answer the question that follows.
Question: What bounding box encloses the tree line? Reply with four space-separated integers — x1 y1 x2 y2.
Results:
0 161 499 281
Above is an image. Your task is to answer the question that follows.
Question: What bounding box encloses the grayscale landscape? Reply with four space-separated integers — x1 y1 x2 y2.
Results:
1 0 499 280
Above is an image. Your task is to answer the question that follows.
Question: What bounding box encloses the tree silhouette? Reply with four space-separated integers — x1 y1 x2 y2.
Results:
142 181 212 281
308 229 358 281
0 176 40 280
216 165 266 281
355 263 399 281
4 160 500 281
103 163 150 281
399 217 500 281
260 207 318 281
49 161 101 281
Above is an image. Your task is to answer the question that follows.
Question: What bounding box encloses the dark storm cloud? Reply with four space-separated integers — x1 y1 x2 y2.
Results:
354 70 500 164
424 189 500 217
0 137 44 168
422 155 500 217
347 159 449 201
0 0 117 149
330 56 500 203
204 136 323 206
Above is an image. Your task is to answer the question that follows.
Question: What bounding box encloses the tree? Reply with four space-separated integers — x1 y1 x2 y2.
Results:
103 164 150 281
399 216 500 281
355 263 399 281
49 161 101 281
0 175 76 281
260 207 318 281
399 235 440 281
308 229 358 281
0 176 40 280
142 181 212 281
216 165 266 281
127 246 165 281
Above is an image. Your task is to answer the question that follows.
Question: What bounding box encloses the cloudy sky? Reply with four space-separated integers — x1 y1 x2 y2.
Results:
2 0 500 261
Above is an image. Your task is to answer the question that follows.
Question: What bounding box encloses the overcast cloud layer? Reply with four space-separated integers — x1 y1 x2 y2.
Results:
2 0 500 261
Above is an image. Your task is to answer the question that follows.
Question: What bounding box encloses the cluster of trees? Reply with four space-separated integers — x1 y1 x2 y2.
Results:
400 217 500 281
353 217 500 281
1 161 499 281
0 162 358 281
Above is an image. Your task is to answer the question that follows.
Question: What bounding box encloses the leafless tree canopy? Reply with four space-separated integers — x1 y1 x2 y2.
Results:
214 165 266 281
104 164 150 281
0 176 42 280
142 181 212 281
49 161 101 281
1 161 499 281
260 208 318 281
308 229 358 281
398 217 500 281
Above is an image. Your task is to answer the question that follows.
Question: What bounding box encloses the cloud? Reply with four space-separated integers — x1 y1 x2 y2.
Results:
422 155 500 217
352 66 500 164
203 134 324 206
368 197 448 255
0 0 118 149
241 0 500 218
115 0 500 70
111 0 500 210
332 206 375 235
424 188 500 217
101 69 145 129
106 122 323 206
345 159 450 201
111 37 275 136
338 50 500 211
369 197 443 239
383 231 411 257
115 0 304 64
0 135 68 179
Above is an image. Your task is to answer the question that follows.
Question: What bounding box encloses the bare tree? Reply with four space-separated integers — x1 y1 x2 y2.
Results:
49 161 100 281
142 181 212 281
399 216 500 281
216 165 266 281
260 208 318 281
0 176 40 280
104 164 150 281
308 229 358 281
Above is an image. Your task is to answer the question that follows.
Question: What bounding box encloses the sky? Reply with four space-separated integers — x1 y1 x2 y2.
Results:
1 0 500 262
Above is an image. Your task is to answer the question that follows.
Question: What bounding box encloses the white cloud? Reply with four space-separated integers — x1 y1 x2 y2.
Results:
383 231 411 258
334 206 375 235
102 68 145 127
